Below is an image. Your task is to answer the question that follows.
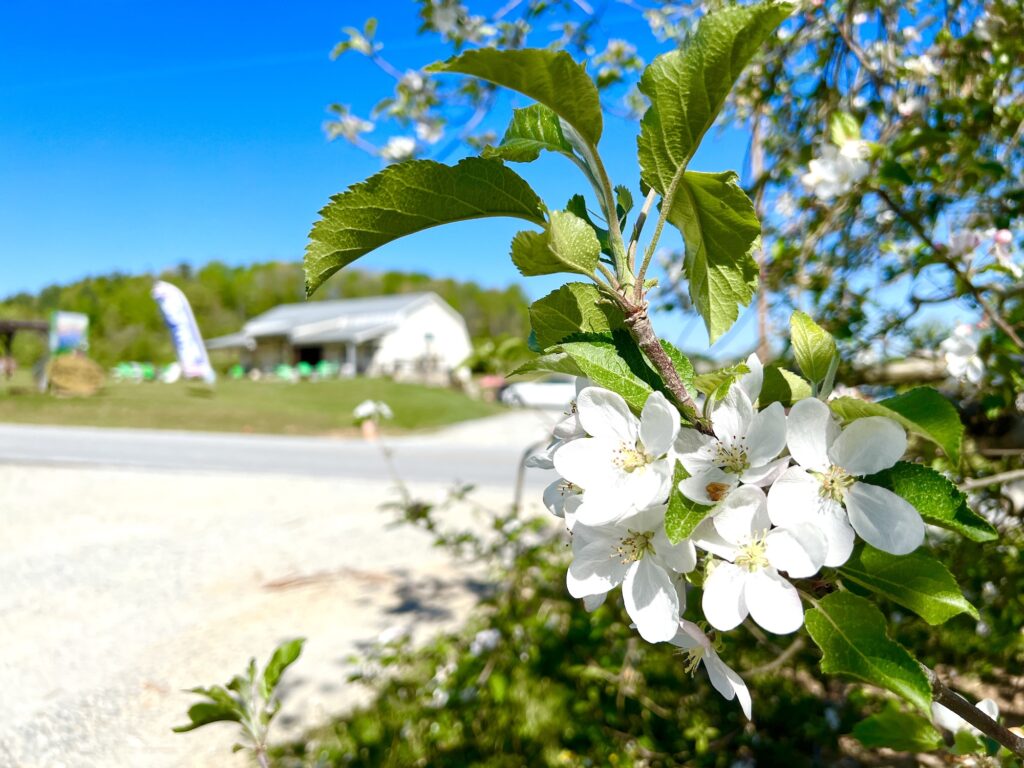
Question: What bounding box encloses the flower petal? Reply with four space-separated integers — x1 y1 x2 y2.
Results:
740 456 790 487
566 535 629 597
845 482 924 555
746 401 787 467
691 518 736 561
640 391 680 457
702 562 748 631
711 385 755 444
582 593 606 612
670 619 709 651
828 416 907 476
815 500 856 567
576 387 636 442
786 397 839 471
704 652 753 720
623 558 680 643
552 436 616 489
744 569 804 634
542 479 577 518
712 485 770 545
765 523 827 578
738 352 764 405
675 428 714 459
653 529 697 573
766 467 821 527
678 466 737 506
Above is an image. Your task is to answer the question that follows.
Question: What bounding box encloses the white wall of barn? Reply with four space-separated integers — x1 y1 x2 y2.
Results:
373 300 471 372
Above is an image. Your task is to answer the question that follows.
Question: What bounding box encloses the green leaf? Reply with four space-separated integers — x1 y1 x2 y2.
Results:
510 210 600 277
565 194 612 255
615 185 633 228
306 158 545 295
173 702 242 733
852 702 944 752
830 111 861 145
529 283 624 350
862 462 998 542
693 363 750 398
952 729 988 756
637 1 793 196
428 48 603 146
790 310 838 385
261 638 305 698
759 365 812 407
511 332 658 412
804 591 932 713
482 104 574 163
664 462 714 544
840 545 978 625
829 387 964 464
666 170 761 342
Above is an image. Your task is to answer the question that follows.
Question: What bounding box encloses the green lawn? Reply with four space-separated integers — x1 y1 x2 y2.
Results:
0 375 502 435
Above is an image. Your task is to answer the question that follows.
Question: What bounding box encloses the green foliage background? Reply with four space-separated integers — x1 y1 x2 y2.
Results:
0 261 531 367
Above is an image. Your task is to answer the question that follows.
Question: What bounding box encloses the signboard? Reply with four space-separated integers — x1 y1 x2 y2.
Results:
49 311 89 355
151 280 216 383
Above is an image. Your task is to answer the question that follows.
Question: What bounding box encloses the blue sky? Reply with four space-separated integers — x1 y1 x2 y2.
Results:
0 1 756 353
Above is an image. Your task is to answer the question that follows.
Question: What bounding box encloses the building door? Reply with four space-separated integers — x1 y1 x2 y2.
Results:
297 346 323 365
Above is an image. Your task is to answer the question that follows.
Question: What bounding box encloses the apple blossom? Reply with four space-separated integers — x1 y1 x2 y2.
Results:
380 135 417 162
567 503 696 642
526 378 587 470
553 388 679 526
669 620 752 719
940 324 985 385
767 398 924 566
802 140 870 200
675 357 788 506
693 486 827 634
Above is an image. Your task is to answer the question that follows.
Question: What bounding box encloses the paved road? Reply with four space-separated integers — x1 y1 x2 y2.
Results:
0 411 560 489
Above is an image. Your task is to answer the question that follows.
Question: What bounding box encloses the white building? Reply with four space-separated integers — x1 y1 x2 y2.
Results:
206 293 472 379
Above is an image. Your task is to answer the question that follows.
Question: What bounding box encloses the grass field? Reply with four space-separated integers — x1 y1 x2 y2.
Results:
0 374 502 435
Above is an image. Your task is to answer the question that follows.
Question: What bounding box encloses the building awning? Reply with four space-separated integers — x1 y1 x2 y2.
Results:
206 332 256 351
288 322 395 346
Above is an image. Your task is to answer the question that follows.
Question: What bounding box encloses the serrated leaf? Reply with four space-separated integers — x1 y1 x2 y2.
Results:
428 48 602 146
566 194 612 256
804 591 932 713
529 283 624 349
759 365 812 407
862 462 997 542
852 702 944 752
261 638 305 698
790 310 838 385
306 158 545 295
829 387 964 463
172 702 243 733
482 104 574 163
637 1 793 195
840 545 978 625
665 462 714 543
512 332 658 411
667 170 761 342
693 363 749 397
510 211 600 277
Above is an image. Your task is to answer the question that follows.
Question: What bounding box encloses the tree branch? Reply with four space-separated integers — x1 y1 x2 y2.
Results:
960 468 1024 491
925 667 1024 759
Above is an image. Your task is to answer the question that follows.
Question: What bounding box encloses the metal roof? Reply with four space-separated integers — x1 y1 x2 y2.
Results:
242 293 433 337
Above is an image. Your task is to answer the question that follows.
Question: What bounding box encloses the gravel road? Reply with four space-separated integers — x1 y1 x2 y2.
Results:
0 413 560 767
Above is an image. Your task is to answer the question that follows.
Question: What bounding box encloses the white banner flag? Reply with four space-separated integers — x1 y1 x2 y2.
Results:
152 280 216 384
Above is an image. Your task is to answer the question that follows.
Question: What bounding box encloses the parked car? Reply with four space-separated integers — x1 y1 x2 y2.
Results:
499 374 577 410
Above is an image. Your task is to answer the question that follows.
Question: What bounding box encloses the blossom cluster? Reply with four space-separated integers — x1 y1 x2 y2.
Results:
531 356 926 718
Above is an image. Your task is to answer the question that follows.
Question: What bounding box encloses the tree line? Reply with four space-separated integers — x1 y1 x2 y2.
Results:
0 261 531 367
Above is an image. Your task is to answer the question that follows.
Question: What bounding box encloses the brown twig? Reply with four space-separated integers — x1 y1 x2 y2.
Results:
960 468 1024 491
925 667 1024 759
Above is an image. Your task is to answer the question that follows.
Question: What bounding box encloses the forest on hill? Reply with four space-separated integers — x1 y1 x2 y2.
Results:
0 261 531 367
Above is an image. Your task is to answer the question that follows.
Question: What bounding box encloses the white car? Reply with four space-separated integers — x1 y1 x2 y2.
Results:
500 375 577 410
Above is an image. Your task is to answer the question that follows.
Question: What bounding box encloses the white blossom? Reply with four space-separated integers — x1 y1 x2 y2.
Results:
802 140 870 200
353 399 393 422
669 620 752 719
694 486 826 634
380 136 417 162
941 324 985 385
932 698 999 736
675 355 788 506
567 504 696 642
553 388 679 526
469 628 501 656
905 54 939 78
948 229 983 258
526 379 586 470
767 398 924 566
415 120 444 144
896 96 925 117
336 113 374 140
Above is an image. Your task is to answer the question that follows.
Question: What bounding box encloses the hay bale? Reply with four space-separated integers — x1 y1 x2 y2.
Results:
48 355 105 397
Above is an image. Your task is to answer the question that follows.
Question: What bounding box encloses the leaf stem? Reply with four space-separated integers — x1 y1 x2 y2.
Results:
924 666 1024 758
586 146 631 286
